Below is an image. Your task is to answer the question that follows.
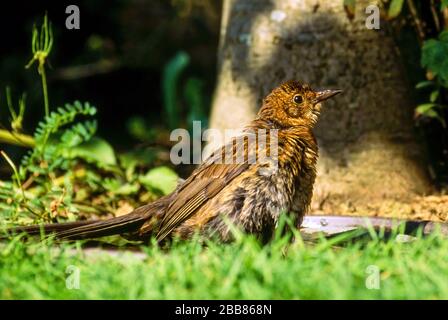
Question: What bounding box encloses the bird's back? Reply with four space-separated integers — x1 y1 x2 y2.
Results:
158 124 318 242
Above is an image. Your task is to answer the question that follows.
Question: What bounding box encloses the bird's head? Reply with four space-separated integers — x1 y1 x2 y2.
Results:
258 80 342 128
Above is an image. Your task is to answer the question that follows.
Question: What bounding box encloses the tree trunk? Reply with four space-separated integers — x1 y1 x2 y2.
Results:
209 0 432 215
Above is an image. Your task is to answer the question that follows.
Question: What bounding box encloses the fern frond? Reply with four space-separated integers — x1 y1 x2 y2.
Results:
20 101 97 177
34 101 96 146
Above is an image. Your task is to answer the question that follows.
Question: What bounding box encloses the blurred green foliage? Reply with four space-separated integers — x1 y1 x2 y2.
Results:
387 0 404 19
162 51 208 131
163 51 190 130
364 0 448 183
416 25 448 125
0 14 180 227
0 0 222 224
0 0 221 157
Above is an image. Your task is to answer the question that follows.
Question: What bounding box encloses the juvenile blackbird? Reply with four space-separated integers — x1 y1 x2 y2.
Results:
6 81 341 243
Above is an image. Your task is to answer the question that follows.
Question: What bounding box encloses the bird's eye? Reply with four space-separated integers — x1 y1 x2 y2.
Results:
293 95 303 104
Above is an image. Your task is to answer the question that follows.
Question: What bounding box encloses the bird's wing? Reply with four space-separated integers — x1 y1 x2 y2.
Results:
155 135 257 242
155 162 249 242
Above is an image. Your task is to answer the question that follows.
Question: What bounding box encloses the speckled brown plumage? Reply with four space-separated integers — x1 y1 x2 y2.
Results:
5 81 341 243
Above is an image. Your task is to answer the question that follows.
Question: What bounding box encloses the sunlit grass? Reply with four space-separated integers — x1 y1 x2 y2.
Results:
0 228 447 299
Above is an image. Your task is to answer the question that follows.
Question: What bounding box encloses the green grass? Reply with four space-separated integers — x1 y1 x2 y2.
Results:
0 228 447 300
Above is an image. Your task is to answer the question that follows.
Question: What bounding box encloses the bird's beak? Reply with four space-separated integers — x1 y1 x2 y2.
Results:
313 89 343 103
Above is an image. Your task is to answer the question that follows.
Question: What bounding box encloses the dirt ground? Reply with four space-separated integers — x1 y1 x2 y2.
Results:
312 192 448 222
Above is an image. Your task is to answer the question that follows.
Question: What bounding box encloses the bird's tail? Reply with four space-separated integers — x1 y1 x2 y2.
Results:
2 220 95 238
2 199 168 241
